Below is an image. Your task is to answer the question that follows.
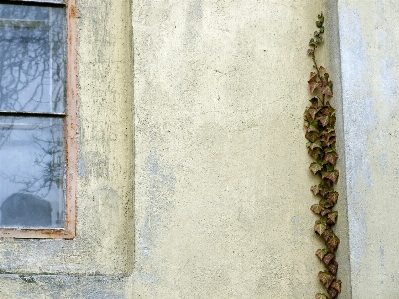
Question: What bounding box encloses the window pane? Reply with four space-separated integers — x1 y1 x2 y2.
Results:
0 116 64 228
0 4 66 113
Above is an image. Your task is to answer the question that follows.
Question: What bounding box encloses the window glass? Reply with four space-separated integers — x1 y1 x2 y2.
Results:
0 5 66 113
0 116 64 228
0 3 66 230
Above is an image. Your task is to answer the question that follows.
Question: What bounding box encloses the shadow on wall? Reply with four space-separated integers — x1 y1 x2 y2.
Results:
0 193 52 227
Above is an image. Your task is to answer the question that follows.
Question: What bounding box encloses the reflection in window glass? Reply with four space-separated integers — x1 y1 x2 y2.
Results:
0 117 64 228
0 5 66 113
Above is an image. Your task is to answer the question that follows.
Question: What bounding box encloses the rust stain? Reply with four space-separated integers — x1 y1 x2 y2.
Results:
69 5 77 19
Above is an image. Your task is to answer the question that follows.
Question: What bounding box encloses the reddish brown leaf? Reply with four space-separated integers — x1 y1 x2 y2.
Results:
307 140 322 150
327 211 338 224
309 81 322 93
307 119 320 133
308 48 315 55
316 248 328 260
322 229 333 242
310 185 320 195
320 209 331 216
310 162 323 174
315 218 328 235
306 131 319 143
304 110 313 123
308 147 322 160
318 270 334 288
327 233 340 251
324 150 338 165
319 182 332 197
325 136 336 147
326 191 339 205
327 260 338 275
309 72 317 80
331 280 342 292
320 199 332 209
317 115 330 127
308 107 321 119
311 204 323 214
322 169 339 183
328 287 338 298
322 253 335 265
321 81 333 96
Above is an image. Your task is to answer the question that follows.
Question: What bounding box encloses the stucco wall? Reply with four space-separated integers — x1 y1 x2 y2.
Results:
339 0 399 298
132 0 349 298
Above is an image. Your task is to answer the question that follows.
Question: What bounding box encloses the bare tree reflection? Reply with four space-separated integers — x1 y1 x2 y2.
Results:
7 124 63 197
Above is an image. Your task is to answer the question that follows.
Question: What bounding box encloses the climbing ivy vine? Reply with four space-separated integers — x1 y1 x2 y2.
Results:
304 13 342 299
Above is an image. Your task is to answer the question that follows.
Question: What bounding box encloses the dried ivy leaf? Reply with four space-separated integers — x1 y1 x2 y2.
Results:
318 270 334 288
327 211 338 224
307 119 320 133
308 72 321 93
315 294 328 299
315 218 328 235
311 204 323 214
309 81 321 93
327 260 338 275
322 199 333 209
326 191 339 205
306 131 319 143
317 105 335 127
310 161 323 174
311 185 321 195
321 131 336 147
322 169 339 183
316 248 328 260
322 253 335 265
304 107 313 119
331 280 342 292
309 72 317 80
320 209 331 216
328 287 338 298
322 228 333 242
308 147 322 160
324 150 338 165
327 233 340 251
319 181 332 197
308 107 321 120
307 140 322 150
321 81 333 96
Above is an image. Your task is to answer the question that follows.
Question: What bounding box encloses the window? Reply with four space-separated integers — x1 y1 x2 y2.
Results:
0 0 77 238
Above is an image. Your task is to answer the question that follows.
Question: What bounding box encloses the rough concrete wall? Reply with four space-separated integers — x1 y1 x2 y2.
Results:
339 0 399 298
133 0 349 298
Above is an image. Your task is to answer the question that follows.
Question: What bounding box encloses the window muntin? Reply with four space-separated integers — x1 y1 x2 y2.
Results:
0 2 69 232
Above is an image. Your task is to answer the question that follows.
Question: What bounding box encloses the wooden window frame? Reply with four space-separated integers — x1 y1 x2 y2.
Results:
0 0 77 239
